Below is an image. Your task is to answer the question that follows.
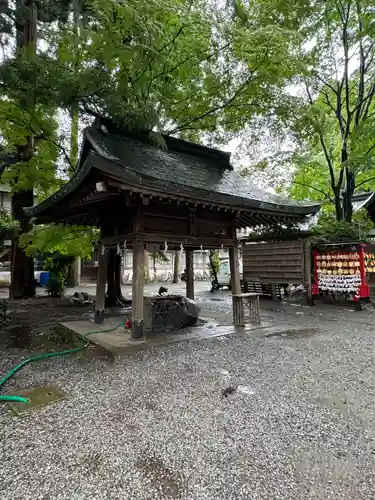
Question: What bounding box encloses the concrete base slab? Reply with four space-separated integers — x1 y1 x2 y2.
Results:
61 319 234 355
60 319 298 356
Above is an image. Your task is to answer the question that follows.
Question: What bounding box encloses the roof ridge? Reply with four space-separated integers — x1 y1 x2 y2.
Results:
91 118 232 168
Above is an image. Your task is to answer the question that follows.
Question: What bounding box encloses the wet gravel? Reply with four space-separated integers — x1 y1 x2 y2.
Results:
2 291 375 499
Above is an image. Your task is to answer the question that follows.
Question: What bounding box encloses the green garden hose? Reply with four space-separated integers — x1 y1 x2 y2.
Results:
0 323 124 404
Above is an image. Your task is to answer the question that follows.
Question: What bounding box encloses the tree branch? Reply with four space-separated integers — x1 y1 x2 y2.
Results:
293 181 334 202
364 41 375 60
168 54 267 134
354 0 365 126
41 134 76 174
321 88 339 116
342 1 352 137
355 176 375 189
147 41 230 87
364 109 375 122
362 82 375 120
0 102 77 176
337 166 345 192
365 141 375 157
0 151 22 181
304 82 337 193
315 74 338 96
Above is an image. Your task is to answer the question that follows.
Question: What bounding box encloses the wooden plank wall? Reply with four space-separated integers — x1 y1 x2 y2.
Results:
242 240 305 284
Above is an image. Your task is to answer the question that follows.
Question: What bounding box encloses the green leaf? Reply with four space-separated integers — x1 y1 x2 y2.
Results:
19 224 99 259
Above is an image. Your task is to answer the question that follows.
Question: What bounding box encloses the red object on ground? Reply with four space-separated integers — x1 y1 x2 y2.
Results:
312 249 319 295
125 319 131 329
359 244 370 299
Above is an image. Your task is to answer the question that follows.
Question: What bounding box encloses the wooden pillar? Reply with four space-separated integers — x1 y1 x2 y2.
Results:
229 242 241 294
303 238 313 305
131 239 145 339
230 241 241 324
186 249 194 300
94 249 107 324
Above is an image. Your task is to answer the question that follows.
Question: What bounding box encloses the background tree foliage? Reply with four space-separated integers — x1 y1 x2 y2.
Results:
234 0 375 228
19 223 98 259
0 0 312 297
1 0 374 299
287 0 375 221
19 223 98 296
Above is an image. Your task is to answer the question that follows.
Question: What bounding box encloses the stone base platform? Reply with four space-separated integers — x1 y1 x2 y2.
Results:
61 318 280 356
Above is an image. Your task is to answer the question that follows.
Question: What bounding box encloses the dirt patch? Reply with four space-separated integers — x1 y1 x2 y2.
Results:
5 296 93 328
137 456 182 498
264 328 318 339
78 453 104 473
0 324 81 350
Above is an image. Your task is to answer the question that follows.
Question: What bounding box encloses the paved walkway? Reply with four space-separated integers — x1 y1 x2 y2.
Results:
0 279 212 297
66 280 212 297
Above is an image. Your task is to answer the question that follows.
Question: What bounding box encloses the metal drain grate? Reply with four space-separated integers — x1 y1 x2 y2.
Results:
7 385 67 415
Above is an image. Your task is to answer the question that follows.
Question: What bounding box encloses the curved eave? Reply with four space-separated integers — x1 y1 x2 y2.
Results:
24 151 321 222
352 192 375 213
89 154 321 217
24 155 94 220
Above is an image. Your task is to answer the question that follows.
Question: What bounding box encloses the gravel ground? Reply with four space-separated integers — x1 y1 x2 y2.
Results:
2 289 375 499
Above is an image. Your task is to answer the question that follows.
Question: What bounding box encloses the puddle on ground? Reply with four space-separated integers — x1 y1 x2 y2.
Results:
0 324 112 360
219 369 231 377
237 385 256 395
137 456 182 498
265 328 318 339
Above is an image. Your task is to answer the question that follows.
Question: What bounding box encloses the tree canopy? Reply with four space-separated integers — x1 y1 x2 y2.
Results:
1 0 375 297
287 0 375 221
232 0 375 226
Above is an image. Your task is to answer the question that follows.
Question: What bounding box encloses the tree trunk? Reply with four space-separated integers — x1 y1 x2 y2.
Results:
334 189 343 222
152 254 156 276
106 248 127 307
10 0 37 299
172 250 180 283
70 7 79 169
209 249 218 283
10 190 35 298
70 101 79 168
66 258 80 287
105 249 123 306
343 170 355 223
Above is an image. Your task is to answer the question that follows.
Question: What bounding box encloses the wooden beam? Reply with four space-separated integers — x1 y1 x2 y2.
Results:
94 249 107 324
102 232 234 248
133 203 144 233
131 239 145 339
186 250 194 300
189 209 196 236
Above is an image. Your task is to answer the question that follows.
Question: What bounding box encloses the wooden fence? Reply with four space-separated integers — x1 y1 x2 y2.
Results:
241 239 311 300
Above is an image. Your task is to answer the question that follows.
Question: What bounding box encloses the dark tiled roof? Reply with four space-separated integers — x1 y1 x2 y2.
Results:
352 191 375 213
84 127 320 215
25 125 320 219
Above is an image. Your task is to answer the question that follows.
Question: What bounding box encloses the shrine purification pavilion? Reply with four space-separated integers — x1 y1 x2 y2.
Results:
24 118 320 339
